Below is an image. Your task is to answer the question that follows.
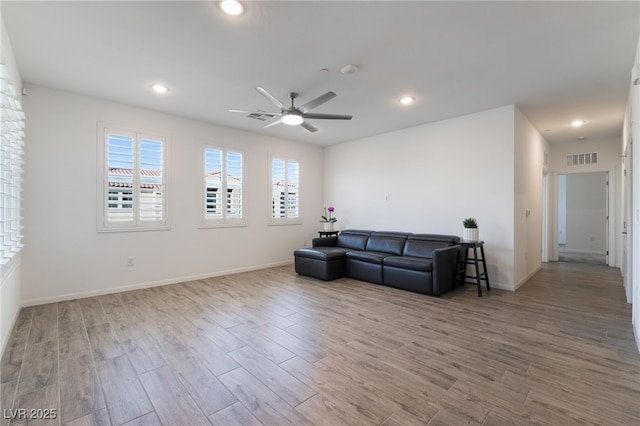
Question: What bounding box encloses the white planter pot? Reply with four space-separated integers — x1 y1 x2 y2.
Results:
323 222 334 232
463 228 479 242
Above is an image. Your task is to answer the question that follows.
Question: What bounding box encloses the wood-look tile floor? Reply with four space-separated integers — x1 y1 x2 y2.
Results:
2 262 639 425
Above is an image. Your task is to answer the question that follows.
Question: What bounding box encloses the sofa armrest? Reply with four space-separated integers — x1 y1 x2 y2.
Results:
312 236 338 247
432 245 460 296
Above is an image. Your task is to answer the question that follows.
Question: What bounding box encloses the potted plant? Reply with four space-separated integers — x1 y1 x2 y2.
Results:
321 206 337 231
462 217 479 241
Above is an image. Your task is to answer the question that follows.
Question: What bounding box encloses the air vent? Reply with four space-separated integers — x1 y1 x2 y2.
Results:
247 112 271 121
566 152 597 166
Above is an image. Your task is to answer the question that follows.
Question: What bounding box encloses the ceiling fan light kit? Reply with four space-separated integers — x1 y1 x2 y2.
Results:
281 113 304 126
229 87 352 133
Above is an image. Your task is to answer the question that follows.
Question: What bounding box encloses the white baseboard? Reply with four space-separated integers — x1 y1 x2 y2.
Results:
558 248 606 255
22 260 293 307
514 265 542 291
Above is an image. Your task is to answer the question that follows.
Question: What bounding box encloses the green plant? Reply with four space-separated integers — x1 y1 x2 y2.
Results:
463 218 478 228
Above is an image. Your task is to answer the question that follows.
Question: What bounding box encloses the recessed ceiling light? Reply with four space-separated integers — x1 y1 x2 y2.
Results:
341 64 359 75
220 0 244 16
399 96 415 105
570 119 585 127
151 84 169 94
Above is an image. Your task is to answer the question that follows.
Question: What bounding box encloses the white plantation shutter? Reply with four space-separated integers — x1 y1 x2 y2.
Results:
107 133 135 222
287 160 299 218
139 139 164 222
205 148 222 218
271 158 299 220
0 64 25 266
272 158 286 218
204 147 243 223
226 151 243 219
100 127 168 231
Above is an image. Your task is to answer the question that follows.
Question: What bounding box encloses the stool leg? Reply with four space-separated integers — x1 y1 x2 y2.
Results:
473 246 482 297
457 247 469 288
480 244 490 291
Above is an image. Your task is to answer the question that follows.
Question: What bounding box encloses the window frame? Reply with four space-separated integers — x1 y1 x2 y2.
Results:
201 144 245 228
97 123 170 232
269 155 301 225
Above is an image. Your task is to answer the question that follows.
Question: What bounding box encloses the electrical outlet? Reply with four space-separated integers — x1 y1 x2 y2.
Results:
127 257 134 266
303 240 308 247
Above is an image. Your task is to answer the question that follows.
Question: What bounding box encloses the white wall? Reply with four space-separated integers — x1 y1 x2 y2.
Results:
549 137 621 265
514 109 548 288
622 35 640 351
0 15 23 355
324 105 518 290
22 85 324 305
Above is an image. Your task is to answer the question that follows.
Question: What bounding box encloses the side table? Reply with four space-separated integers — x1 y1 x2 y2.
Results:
457 240 491 297
318 231 339 238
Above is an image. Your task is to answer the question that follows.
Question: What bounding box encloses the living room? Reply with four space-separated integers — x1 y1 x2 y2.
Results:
1 1 640 424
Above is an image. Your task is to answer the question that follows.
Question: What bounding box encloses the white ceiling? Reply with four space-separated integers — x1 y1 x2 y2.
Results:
2 1 639 146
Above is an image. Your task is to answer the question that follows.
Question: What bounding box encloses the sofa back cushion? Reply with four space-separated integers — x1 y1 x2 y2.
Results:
336 230 373 250
403 234 460 258
365 232 409 255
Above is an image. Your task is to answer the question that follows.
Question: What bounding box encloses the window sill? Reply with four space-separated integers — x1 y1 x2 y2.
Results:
199 222 248 230
268 220 302 226
97 225 171 233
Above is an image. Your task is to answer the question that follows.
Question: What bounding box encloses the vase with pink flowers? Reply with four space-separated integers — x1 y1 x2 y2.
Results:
320 206 337 231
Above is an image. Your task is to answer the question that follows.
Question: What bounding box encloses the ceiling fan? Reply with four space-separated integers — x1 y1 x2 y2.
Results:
229 87 353 133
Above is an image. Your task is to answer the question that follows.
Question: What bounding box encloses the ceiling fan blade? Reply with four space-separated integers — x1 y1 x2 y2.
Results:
255 87 286 110
302 113 352 120
263 117 282 128
300 121 318 133
229 109 279 116
298 91 337 113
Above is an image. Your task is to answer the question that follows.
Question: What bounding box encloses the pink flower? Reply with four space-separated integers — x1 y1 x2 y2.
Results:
327 206 335 213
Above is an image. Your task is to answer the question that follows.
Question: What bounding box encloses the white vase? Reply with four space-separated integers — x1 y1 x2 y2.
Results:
463 228 479 241
323 222 334 232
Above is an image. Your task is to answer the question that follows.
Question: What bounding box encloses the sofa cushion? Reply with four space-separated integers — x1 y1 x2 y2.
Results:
365 232 409 255
345 250 391 264
336 230 373 250
294 247 350 261
403 234 460 258
383 256 433 272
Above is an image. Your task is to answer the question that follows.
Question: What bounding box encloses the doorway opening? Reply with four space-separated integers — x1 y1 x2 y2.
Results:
557 171 609 265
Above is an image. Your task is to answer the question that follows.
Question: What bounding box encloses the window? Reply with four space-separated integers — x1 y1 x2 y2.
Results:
98 126 168 231
204 147 243 224
271 157 299 221
0 64 25 266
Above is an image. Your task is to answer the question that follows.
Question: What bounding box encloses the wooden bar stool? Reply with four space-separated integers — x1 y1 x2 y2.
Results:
458 240 491 296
